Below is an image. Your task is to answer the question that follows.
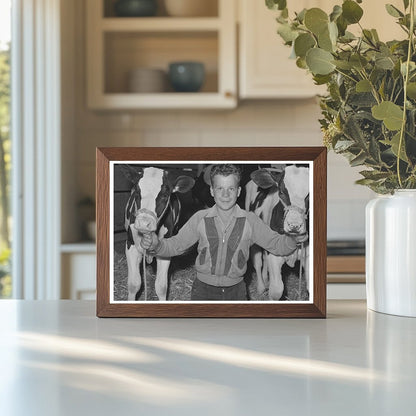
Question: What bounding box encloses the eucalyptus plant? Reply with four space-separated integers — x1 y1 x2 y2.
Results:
267 0 416 193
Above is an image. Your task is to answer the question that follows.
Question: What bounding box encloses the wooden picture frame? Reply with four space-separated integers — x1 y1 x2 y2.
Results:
96 147 327 318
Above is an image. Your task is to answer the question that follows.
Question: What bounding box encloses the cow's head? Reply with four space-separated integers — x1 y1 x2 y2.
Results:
251 165 309 236
124 166 195 233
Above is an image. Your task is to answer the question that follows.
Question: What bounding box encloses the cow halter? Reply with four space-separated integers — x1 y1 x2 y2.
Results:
274 171 309 226
134 195 171 233
278 197 308 236
136 208 157 220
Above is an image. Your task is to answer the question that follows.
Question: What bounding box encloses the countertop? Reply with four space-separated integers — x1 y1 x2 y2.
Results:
0 300 415 415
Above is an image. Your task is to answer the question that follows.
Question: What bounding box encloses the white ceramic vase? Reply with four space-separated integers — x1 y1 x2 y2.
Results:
366 190 416 317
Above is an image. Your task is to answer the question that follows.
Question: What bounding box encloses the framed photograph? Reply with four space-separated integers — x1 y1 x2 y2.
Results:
96 147 327 318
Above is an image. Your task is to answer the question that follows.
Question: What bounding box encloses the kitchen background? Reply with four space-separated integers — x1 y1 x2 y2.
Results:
60 0 401 299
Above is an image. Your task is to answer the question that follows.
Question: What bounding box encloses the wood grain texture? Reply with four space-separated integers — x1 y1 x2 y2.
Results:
96 148 110 317
96 147 327 318
313 147 327 318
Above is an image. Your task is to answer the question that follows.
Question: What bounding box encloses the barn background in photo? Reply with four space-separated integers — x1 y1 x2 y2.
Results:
111 162 311 302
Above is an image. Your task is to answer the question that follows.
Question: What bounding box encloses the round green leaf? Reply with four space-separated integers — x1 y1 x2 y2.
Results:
280 7 288 19
305 48 336 75
318 28 334 52
390 132 409 162
296 57 308 69
407 82 416 99
304 8 328 35
375 56 395 70
330 5 342 22
336 15 348 36
350 54 368 70
371 101 403 131
296 8 307 23
294 33 316 58
266 0 287 11
342 0 363 24
356 80 372 92
339 31 356 43
333 59 352 70
401 61 416 76
328 21 338 43
277 23 298 43
317 22 338 52
313 74 332 85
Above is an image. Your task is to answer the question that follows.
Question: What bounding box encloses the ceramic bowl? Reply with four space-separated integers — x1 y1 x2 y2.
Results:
128 68 167 93
168 61 205 92
164 0 217 17
114 0 158 17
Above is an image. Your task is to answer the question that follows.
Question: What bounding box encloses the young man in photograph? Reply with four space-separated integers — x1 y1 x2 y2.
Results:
141 164 307 301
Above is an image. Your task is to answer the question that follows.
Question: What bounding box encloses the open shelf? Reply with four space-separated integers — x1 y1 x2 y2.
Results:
104 31 218 94
103 0 219 18
86 0 236 109
101 17 221 31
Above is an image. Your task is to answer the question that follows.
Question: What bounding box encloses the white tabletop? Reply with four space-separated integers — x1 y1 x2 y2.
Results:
0 300 415 416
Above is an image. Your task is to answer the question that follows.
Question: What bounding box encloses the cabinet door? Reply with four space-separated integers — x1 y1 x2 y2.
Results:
239 0 326 99
239 0 404 99
62 253 96 300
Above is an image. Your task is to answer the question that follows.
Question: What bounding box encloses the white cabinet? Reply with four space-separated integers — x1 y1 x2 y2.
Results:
86 0 237 109
238 0 404 99
238 0 326 99
61 244 96 300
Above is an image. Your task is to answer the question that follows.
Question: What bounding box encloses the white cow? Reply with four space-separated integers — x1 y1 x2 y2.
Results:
246 165 310 300
124 166 195 301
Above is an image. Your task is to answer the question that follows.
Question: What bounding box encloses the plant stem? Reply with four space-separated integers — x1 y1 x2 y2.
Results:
358 69 381 104
390 79 398 102
397 0 415 188
334 68 358 84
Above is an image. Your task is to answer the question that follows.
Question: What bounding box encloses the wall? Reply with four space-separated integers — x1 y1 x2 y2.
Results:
61 0 375 243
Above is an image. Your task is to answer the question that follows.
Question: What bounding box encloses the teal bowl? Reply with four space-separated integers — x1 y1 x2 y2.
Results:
114 0 157 17
168 62 205 92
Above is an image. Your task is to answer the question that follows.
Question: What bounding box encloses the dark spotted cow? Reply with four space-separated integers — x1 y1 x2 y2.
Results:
123 166 195 300
246 165 309 300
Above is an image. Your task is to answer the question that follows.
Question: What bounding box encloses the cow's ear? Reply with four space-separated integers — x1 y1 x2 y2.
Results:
173 176 195 193
119 165 143 184
250 169 275 189
203 164 213 186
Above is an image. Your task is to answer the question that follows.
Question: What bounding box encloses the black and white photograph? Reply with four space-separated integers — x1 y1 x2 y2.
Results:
110 161 312 303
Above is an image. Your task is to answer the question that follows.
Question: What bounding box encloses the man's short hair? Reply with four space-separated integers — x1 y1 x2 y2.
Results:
210 164 242 185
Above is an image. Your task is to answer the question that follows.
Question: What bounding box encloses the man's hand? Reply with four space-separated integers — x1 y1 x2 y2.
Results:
294 233 308 244
140 232 159 251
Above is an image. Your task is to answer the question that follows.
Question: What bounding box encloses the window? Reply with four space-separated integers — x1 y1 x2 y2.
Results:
0 0 11 298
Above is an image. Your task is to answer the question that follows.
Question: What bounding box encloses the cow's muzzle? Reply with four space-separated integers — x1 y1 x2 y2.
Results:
134 208 157 233
283 206 307 236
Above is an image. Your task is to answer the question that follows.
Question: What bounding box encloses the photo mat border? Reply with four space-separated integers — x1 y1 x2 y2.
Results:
110 160 314 305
